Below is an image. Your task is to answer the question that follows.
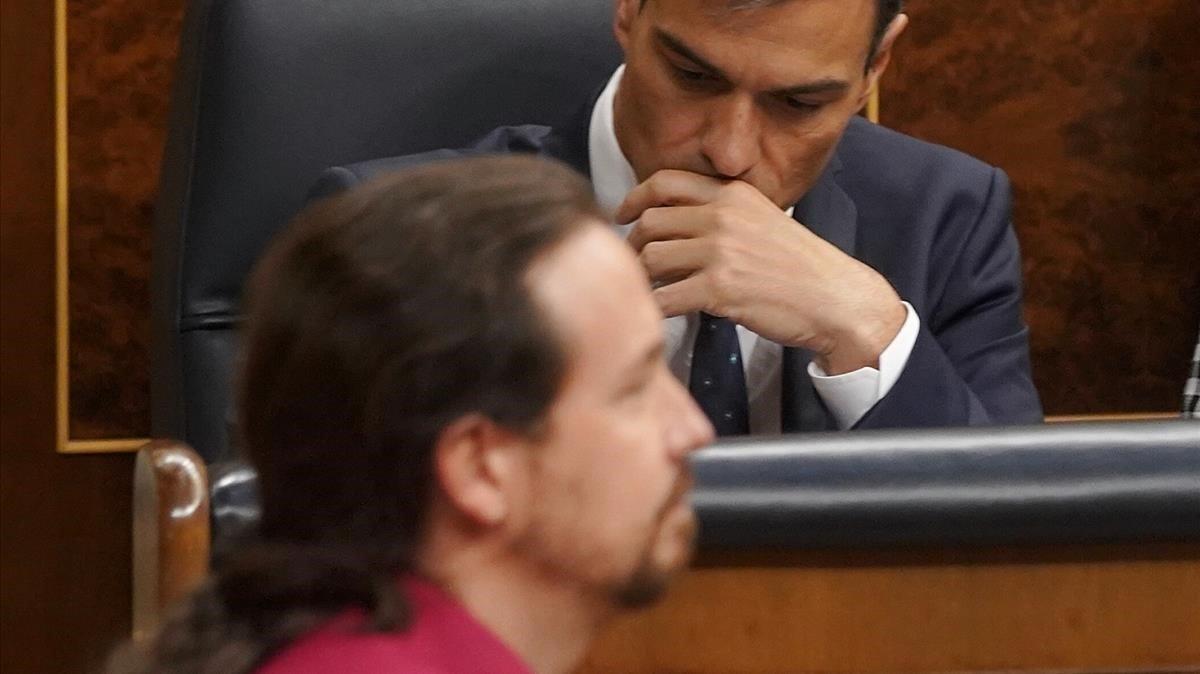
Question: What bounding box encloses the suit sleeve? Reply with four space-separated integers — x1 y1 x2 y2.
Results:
856 168 1043 428
306 149 474 202
308 165 363 200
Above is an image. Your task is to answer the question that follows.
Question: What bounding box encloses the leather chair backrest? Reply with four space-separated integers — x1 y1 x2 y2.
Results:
152 0 621 462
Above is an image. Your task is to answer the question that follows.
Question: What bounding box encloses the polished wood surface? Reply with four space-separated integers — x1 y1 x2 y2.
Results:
65 0 185 439
884 0 1200 416
132 441 210 641
579 545 1200 673
1 0 133 670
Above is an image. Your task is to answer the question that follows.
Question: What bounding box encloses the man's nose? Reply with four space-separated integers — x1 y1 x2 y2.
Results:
701 94 762 180
664 376 716 461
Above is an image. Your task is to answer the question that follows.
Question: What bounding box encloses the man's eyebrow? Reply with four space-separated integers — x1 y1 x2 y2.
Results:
655 27 851 98
775 79 851 97
654 28 728 80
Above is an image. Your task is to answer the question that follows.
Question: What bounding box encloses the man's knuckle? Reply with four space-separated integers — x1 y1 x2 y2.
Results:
712 230 739 257
639 241 662 267
712 205 739 230
709 265 735 295
647 178 667 203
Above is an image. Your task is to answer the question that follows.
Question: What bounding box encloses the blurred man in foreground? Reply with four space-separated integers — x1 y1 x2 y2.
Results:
115 156 713 674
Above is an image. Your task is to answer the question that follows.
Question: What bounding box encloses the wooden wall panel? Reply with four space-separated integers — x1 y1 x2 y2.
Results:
882 0 1200 415
579 546 1200 673
66 0 184 438
1 0 134 671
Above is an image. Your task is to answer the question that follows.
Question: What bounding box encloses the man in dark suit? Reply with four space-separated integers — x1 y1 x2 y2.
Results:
315 0 1042 434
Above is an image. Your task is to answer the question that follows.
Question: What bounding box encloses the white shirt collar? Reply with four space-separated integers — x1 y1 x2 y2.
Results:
588 65 638 222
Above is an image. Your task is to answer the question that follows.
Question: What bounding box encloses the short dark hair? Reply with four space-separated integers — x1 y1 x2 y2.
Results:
642 0 904 65
114 155 603 673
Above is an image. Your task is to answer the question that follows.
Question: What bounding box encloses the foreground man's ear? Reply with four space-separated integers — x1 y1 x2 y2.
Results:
432 415 529 527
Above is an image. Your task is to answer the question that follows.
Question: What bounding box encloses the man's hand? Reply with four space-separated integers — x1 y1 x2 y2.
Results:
617 169 906 375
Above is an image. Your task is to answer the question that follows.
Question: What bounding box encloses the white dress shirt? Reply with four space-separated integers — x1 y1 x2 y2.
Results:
588 66 920 431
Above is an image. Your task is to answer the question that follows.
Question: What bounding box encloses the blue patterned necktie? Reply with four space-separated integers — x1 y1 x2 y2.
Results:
689 313 750 435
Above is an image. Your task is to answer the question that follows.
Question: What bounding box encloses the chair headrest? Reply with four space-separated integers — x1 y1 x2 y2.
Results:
160 0 620 325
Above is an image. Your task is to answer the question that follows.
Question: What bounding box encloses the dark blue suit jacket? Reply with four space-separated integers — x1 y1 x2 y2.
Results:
313 107 1043 433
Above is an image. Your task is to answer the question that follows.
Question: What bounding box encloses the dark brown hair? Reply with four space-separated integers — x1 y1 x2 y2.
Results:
642 0 904 68
112 155 602 673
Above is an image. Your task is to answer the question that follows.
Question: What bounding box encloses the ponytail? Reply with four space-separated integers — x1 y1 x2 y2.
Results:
108 542 409 674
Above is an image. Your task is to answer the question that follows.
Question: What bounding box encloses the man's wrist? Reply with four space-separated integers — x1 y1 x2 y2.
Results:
808 301 920 429
814 300 907 375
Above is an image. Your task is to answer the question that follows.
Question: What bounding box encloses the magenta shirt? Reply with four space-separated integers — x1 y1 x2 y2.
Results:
257 576 533 674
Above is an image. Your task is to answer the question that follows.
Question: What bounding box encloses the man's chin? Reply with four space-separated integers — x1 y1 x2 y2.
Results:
611 506 697 609
611 557 682 609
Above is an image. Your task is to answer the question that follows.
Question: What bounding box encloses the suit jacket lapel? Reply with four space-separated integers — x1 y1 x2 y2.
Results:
541 93 596 178
781 152 859 433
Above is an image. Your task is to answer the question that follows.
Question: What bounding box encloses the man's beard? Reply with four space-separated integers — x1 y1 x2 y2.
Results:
609 472 697 609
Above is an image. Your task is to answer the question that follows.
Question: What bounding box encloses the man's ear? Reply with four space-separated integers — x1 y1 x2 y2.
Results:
613 0 641 52
431 415 529 527
860 13 909 109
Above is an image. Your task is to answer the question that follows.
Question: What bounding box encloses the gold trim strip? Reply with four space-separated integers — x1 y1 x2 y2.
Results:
55 0 71 452
63 438 153 454
1045 413 1179 424
54 0 147 454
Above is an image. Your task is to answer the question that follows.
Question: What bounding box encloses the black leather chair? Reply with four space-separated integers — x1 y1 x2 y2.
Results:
151 0 621 463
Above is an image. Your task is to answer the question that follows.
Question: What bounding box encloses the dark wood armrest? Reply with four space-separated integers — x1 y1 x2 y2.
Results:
132 441 210 641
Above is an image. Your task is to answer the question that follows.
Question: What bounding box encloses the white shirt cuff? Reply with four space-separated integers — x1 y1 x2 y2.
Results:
807 301 920 429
